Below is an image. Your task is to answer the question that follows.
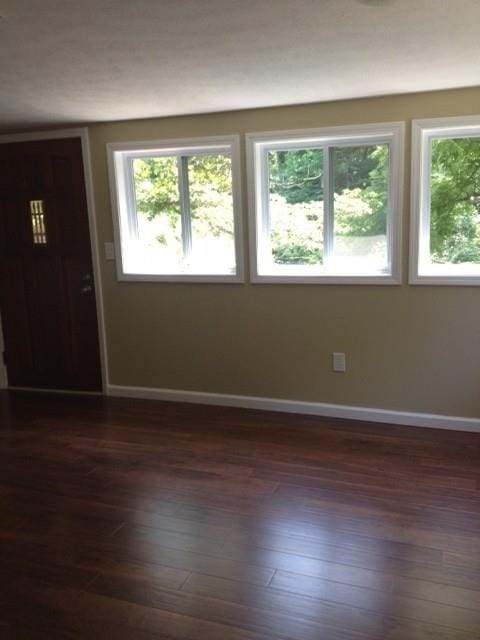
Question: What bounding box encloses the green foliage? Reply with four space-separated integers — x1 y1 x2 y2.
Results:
332 145 383 193
334 145 388 237
134 156 179 222
269 196 323 265
268 149 323 204
131 138 480 268
334 188 376 235
272 244 322 265
268 144 389 264
430 138 480 264
133 154 233 237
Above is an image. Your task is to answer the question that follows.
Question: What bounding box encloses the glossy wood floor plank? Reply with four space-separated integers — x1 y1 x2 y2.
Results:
0 390 479 639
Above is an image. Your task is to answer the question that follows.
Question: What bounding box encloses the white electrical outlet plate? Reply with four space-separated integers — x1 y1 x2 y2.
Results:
104 242 115 261
332 352 346 372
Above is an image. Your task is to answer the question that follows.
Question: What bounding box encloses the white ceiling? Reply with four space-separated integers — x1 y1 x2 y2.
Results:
0 0 479 131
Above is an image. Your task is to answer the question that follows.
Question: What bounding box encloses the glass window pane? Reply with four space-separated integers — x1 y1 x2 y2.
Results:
187 154 236 274
332 144 389 274
266 149 323 272
429 137 480 268
129 156 183 274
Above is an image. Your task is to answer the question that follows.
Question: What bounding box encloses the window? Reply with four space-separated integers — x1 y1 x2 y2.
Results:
246 123 404 283
107 136 243 281
411 116 480 285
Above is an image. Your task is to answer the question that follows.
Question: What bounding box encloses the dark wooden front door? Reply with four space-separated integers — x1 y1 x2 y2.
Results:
0 137 102 391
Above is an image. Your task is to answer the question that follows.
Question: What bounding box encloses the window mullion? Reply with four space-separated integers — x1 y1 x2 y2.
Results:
261 147 272 264
420 135 433 268
385 142 393 274
323 145 334 268
178 156 193 260
126 158 140 239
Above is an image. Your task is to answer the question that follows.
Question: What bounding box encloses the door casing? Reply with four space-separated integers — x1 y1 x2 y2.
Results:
0 128 108 393
0 310 7 388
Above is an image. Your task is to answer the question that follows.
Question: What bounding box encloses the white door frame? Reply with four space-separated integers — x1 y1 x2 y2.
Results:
0 128 109 392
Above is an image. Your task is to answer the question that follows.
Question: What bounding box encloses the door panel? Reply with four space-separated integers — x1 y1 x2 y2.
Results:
0 138 102 391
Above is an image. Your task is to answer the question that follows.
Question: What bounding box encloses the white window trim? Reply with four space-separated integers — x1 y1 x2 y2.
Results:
107 135 244 283
246 122 405 285
410 115 480 286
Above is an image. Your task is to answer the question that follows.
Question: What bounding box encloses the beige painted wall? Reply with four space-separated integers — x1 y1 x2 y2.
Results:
88 87 480 418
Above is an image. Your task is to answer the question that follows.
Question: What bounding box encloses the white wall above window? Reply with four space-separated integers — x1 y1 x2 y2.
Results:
107 135 244 282
246 122 405 284
410 115 480 286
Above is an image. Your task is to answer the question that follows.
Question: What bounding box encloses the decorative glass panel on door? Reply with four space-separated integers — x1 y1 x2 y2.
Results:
30 200 47 245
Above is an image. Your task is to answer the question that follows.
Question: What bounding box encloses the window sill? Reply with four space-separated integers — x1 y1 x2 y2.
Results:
251 273 401 285
116 271 245 284
409 273 480 286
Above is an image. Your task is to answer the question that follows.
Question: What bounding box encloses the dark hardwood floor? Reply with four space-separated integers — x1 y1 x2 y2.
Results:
0 391 479 639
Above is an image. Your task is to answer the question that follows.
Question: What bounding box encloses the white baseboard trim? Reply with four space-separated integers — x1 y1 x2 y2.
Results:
8 386 102 396
107 384 480 433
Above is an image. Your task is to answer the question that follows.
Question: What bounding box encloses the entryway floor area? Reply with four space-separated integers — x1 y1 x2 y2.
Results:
0 391 479 639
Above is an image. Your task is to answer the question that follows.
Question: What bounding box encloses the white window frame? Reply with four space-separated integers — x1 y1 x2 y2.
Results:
246 122 405 284
410 115 480 286
107 135 244 283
